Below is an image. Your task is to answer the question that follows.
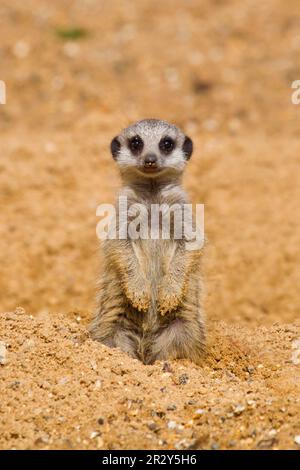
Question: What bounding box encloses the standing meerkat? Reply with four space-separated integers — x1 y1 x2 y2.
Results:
90 119 205 364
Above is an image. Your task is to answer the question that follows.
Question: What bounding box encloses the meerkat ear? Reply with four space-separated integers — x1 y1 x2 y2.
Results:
110 136 121 160
183 136 193 160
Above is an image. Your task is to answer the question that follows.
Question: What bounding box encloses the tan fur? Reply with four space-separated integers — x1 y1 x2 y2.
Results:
90 120 205 364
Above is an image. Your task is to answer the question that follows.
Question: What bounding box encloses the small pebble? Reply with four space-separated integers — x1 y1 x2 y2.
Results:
175 438 197 450
233 404 245 416
291 341 300 365
147 421 159 432
257 438 276 449
90 360 97 371
94 379 102 389
167 420 177 430
158 439 168 446
211 442 220 450
247 399 256 408
187 399 197 405
35 433 50 445
22 339 35 351
294 435 300 445
58 376 69 385
167 404 177 411
179 373 189 385
0 341 7 365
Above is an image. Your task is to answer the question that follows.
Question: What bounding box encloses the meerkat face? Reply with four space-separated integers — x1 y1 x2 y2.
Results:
110 119 193 179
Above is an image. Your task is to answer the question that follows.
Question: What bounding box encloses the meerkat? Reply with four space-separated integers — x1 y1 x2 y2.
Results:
90 119 205 364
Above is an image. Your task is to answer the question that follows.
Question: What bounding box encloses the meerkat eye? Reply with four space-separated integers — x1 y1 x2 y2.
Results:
159 136 175 154
128 135 144 154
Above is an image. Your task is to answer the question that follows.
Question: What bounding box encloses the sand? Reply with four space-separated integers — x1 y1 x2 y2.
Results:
0 310 299 450
0 0 300 449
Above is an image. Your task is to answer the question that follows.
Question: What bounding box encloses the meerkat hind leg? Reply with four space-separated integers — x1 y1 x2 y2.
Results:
113 328 141 360
94 325 141 360
145 316 205 364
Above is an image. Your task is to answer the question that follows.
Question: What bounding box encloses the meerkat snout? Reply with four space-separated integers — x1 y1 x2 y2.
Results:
144 153 157 167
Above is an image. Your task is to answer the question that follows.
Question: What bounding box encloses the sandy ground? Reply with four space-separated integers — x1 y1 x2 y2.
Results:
0 0 300 450
0 310 299 450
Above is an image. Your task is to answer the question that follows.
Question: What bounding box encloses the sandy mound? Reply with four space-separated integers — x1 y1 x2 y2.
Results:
0 310 299 450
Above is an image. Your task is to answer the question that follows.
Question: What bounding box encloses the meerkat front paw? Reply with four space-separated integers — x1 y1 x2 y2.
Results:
124 278 151 312
157 277 185 315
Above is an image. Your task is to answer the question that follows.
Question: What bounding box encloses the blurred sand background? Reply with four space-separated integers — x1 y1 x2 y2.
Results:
0 0 300 450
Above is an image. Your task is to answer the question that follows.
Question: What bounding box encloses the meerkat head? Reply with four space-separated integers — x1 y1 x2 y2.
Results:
110 119 193 180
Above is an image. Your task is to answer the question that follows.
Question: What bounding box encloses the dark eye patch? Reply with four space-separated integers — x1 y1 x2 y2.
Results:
182 136 193 160
159 136 175 154
110 137 121 160
128 135 144 155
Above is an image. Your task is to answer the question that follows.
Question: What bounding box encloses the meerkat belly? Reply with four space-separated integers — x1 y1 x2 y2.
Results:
132 238 176 301
132 239 163 295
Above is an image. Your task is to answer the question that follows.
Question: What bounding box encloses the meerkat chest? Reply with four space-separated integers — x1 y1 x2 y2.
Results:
122 187 186 280
132 238 176 286
128 199 182 282
126 192 185 242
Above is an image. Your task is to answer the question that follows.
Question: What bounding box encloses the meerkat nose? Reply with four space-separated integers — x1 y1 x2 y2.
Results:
144 154 158 168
